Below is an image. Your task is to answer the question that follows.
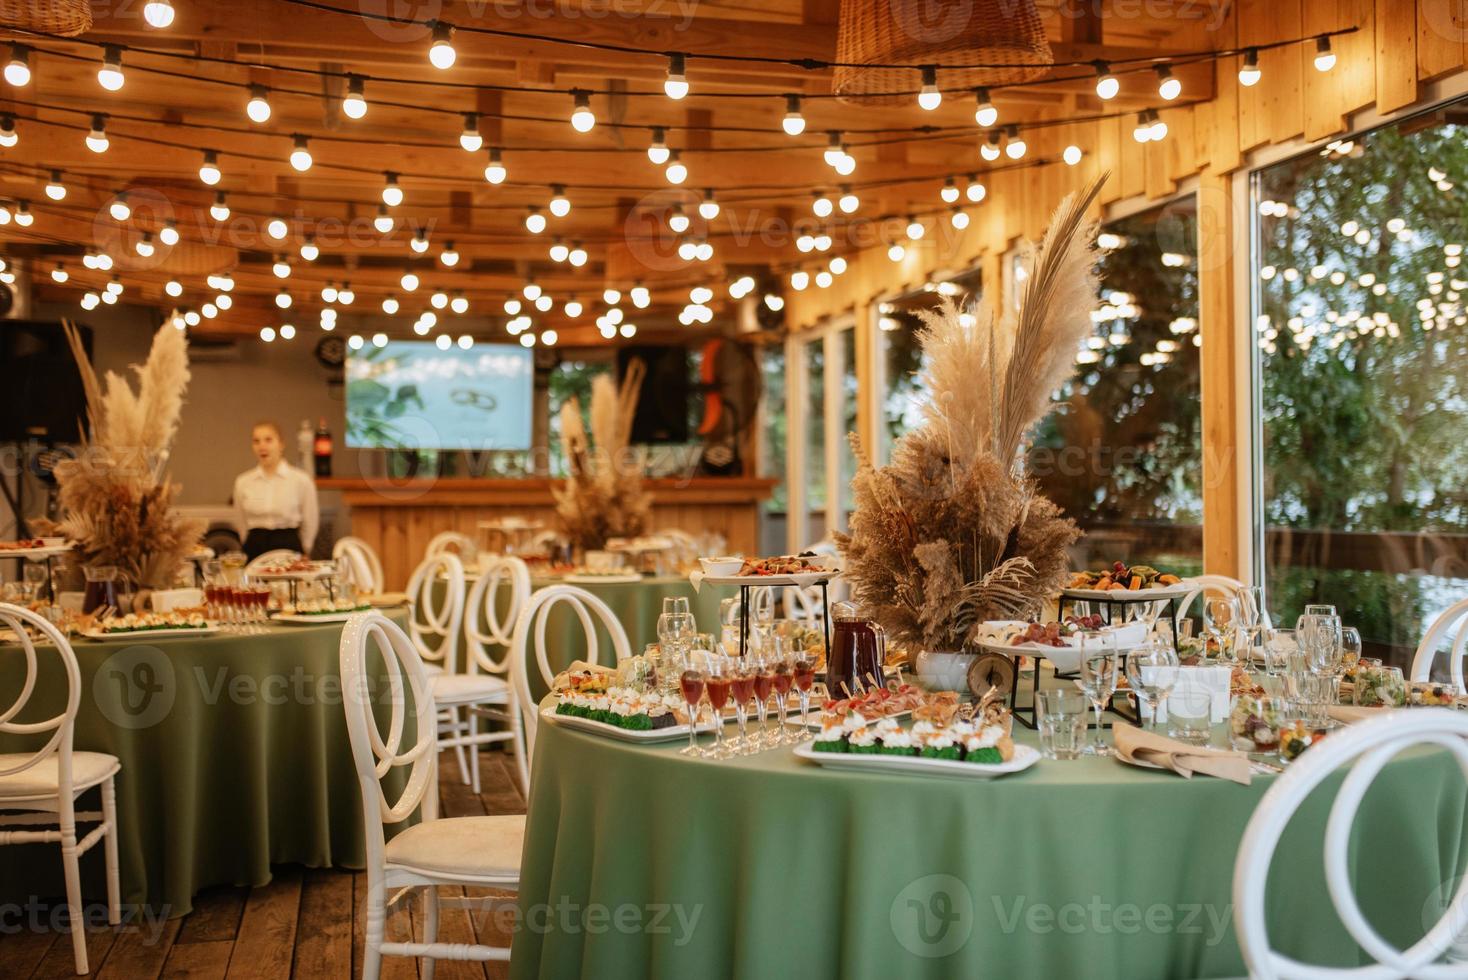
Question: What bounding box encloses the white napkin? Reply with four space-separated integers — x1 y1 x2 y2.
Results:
1137 665 1232 723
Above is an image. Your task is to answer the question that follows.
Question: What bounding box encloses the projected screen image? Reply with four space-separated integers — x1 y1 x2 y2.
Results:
345 341 533 450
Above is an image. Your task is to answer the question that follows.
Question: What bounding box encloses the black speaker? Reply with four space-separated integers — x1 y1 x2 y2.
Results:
0 321 93 442
618 346 689 444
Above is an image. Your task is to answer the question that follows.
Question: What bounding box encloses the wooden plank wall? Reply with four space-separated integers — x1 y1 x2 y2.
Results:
785 3 1468 580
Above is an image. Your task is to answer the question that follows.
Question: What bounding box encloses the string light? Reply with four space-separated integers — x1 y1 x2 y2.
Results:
280 324 297 340
165 279 182 297
289 135 313 171
299 236 319 261
643 127 671 166
974 88 997 127
698 189 719 220
1239 47 1262 86
135 232 155 257
341 74 368 118
549 184 571 217
782 95 805 135
604 289 622 305
86 114 109 153
431 289 449 309
12 200 30 227
275 289 292 309
950 207 969 229
980 131 1001 161
669 205 690 233
630 283 651 308
246 84 272 123
940 177 959 203
1150 111 1168 141
260 326 276 342
523 279 542 300
198 150 221 185
401 269 420 291
1093 61 1119 100
5 44 31 87
337 283 353 305
823 132 843 166
267 216 288 240
1314 37 1336 72
664 53 689 100
535 293 554 310
839 186 860 213
97 46 125 91
484 147 507 184
50 264 68 283
381 172 403 207
1155 65 1181 101
457 335 473 350
525 206 546 234
829 256 847 275
459 112 482 152
372 332 388 348
812 192 833 218
570 90 596 133
143 0 176 28
1063 144 1084 166
504 296 522 314
549 237 569 262
429 22 457 70
917 66 941 110
620 323 638 338
451 293 469 314
410 230 429 253
0 115 15 147
568 241 588 266
564 297 584 317
109 192 131 221
520 332 536 348
665 150 687 185
374 206 394 233
906 215 925 240
440 242 459 266
271 255 289 277
45 170 65 200
320 281 338 303
1004 125 1026 159
834 143 856 176
381 295 399 314
790 270 810 290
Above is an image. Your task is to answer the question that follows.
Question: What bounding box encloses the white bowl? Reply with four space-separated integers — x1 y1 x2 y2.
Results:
699 557 743 576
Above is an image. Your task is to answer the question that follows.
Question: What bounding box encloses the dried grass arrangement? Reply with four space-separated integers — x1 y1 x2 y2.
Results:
552 359 653 551
835 175 1108 654
40 320 204 589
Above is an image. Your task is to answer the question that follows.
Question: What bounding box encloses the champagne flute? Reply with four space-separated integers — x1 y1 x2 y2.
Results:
792 650 817 735
677 647 707 757
1078 633 1119 756
728 660 756 754
770 636 795 744
703 654 733 759
1125 641 1177 731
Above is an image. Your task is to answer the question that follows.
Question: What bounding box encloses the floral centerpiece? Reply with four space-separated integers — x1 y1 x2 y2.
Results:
835 175 1107 675
41 320 203 591
552 359 652 552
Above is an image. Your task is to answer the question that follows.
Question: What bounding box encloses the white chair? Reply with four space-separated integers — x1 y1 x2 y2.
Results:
245 548 301 574
1409 597 1468 694
0 604 120 974
424 531 476 565
1233 708 1468 979
333 535 386 595
339 612 520 979
509 584 632 779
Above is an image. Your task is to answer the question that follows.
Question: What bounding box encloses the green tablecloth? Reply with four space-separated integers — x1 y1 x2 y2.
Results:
512 704 1468 979
0 610 409 917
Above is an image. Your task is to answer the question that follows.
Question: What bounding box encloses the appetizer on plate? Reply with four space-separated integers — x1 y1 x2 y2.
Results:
1068 562 1182 592
279 598 372 615
96 611 210 633
813 690 1015 764
1409 680 1458 706
735 555 831 576
553 687 686 731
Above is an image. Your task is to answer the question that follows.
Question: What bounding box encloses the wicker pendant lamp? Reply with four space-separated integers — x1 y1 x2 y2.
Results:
833 0 1052 104
0 0 92 35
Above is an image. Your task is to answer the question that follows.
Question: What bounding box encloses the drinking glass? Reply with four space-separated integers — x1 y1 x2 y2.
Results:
1303 604 1338 617
1203 594 1238 662
750 647 776 748
702 654 735 759
1166 683 1213 745
1037 689 1089 760
1078 633 1119 756
728 661 757 754
1236 586 1266 631
1296 613 1342 674
677 648 707 757
768 636 796 744
1125 642 1178 730
23 562 48 604
792 649 818 734
1339 626 1363 675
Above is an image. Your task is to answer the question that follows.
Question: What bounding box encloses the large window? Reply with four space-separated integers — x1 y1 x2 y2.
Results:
803 335 827 546
1253 100 1468 666
759 344 788 554
1029 197 1204 575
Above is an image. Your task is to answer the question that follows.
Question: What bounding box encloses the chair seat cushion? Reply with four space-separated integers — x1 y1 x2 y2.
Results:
384 815 523 881
0 752 120 800
431 672 510 705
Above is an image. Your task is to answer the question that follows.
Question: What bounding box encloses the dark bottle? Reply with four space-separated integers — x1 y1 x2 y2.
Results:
313 417 333 477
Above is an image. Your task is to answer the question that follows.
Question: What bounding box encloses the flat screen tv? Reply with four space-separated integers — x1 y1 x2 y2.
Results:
345 341 533 450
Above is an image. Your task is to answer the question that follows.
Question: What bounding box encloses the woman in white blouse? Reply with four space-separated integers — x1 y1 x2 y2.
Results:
233 421 320 560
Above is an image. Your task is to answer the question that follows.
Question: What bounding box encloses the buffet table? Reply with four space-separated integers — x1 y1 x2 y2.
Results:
512 700 1468 979
0 611 409 916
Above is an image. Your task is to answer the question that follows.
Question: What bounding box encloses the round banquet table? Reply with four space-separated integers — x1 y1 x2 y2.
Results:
512 699 1468 979
0 610 410 917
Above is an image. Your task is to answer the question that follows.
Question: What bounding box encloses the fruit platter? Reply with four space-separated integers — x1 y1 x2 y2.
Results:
1063 561 1190 599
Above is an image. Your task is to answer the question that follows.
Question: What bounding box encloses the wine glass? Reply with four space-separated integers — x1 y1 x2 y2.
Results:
22 562 48 605
1203 593 1238 662
769 636 796 744
702 653 733 759
1340 626 1363 675
677 647 707 757
792 648 817 735
750 646 776 747
728 660 757 754
1125 641 1178 731
1078 633 1119 756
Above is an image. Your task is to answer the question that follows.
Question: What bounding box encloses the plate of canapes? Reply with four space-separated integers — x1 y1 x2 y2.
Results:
81 610 218 639
271 598 375 624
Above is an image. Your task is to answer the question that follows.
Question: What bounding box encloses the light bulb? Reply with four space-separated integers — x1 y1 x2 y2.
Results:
216 293 234 311
429 21 457 70
669 206 689 233
569 244 588 267
646 126 670 165
459 112 482 152
665 151 687 185
110 193 131 221
520 332 536 348
374 206 394 233
1063 144 1083 166
372 332 388 348
201 302 217 318
839 187 860 213
1149 113 1168 142
570 90 595 133
51 264 67 283
823 131 843 166
906 217 924 240
451 294 468 314
782 95 805 135
535 293 554 310
165 279 182 297
271 256 289 277
1133 112 1152 143
834 148 856 176
299 237 319 261
1004 126 1026 159
431 290 448 309
5 44 30 87
135 234 155 257
279 324 296 340
289 135 312 172
484 147 507 184
457 334 472 350
275 290 291 309
630 284 650 308
80 293 99 310
663 53 689 100
1094 61 1119 100
246 84 271 123
620 323 638 338
540 329 558 346
0 114 15 147
411 232 429 253
267 217 288 240
917 65 941 110
381 172 403 207
321 282 338 303
86 114 109 153
504 297 522 315
1314 37 1335 72
829 257 847 275
342 74 367 119
980 132 1001 161
940 177 959 203
198 150 221 185
435 334 451 350
382 296 399 314
439 243 459 267
965 177 986 202
401 270 419 291
564 298 584 318
260 327 276 342
790 270 809 290
950 207 969 229
696 241 713 261
525 207 546 234
348 335 363 350
183 310 199 326
699 189 719 220
143 0 175 27
95 251 113 271
815 270 833 288
606 306 624 325
812 193 833 218
603 288 621 305
1238 47 1261 87
549 184 571 217
974 88 997 128
523 280 542 300
98 46 125 91
691 285 713 304
1156 65 1181 101
549 238 569 262
210 192 230 221
45 170 65 200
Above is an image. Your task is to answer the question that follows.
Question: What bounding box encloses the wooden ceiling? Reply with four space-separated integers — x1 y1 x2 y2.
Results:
0 0 1228 345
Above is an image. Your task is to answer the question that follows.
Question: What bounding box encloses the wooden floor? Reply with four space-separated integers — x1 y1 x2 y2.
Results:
3 750 526 980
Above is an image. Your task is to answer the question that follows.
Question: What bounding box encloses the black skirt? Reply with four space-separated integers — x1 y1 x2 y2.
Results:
243 527 304 560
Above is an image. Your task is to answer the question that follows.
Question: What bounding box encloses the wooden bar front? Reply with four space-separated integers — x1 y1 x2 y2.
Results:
319 476 777 589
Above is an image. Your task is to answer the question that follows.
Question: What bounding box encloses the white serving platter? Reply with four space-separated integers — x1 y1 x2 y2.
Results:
81 625 219 640
562 572 645 584
693 570 837 589
976 621 1148 673
1060 580 1195 602
271 610 372 624
541 704 719 743
0 544 73 561
250 564 336 581
793 740 1040 779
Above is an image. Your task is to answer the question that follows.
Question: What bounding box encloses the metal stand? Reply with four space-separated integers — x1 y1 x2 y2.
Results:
736 579 831 662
